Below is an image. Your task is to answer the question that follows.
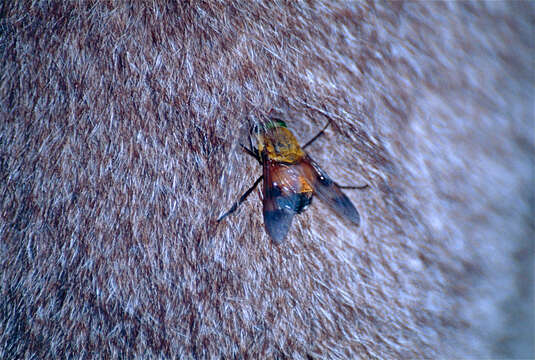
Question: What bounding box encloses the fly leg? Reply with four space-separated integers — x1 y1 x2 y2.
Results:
217 175 263 222
240 130 262 164
302 119 332 149
240 144 258 159
300 102 369 190
337 183 369 190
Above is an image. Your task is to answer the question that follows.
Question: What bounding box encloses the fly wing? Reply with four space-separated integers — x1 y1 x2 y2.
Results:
262 161 299 244
299 156 361 226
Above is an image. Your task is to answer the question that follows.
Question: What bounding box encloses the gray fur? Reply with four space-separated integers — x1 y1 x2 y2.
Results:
1 1 533 358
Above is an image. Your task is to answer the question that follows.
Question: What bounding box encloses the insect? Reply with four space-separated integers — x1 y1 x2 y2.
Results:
217 114 367 243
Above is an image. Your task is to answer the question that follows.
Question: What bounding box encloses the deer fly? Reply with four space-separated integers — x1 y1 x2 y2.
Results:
217 114 367 243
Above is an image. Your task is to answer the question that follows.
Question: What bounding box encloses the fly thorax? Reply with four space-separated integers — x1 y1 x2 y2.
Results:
259 127 304 163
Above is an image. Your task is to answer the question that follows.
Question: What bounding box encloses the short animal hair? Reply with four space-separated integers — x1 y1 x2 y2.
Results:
1 1 533 358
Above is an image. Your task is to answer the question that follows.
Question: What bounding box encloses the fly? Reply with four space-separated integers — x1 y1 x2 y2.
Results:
217 113 367 243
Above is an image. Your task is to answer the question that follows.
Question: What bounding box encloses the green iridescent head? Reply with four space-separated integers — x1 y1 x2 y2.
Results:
264 118 287 130
252 118 287 136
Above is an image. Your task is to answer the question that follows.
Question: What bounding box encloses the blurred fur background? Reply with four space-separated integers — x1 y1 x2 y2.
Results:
1 1 533 358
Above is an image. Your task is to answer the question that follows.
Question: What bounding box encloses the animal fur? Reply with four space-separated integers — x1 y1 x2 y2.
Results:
1 1 533 358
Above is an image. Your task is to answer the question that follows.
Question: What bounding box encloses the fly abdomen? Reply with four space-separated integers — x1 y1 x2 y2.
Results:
276 192 313 214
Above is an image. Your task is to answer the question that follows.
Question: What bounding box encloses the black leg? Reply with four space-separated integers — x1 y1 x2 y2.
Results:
240 131 262 163
297 101 369 190
217 175 263 222
240 144 258 159
248 130 255 153
336 183 369 190
302 119 332 149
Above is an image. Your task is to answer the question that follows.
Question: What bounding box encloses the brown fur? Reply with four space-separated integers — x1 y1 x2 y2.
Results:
1 1 533 358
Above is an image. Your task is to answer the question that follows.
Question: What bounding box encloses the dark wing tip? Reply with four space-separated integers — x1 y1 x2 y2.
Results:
300 156 362 228
263 209 294 244
330 194 361 227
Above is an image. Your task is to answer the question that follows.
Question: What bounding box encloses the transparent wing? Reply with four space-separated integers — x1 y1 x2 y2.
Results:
299 156 361 226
